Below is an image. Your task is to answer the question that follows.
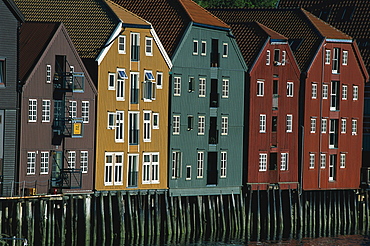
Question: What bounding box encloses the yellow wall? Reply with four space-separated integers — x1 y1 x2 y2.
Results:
95 27 169 191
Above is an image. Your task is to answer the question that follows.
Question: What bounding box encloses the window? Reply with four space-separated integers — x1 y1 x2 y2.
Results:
186 166 191 180
274 49 280 64
116 69 127 101
323 84 328 99
320 153 326 168
67 151 76 169
81 101 89 123
342 85 348 100
287 82 293 97
42 100 50 122
266 50 271 65
105 152 123 186
115 111 124 142
353 85 358 100
143 111 151 142
309 153 315 169
260 114 266 133
80 151 88 173
174 77 181 96
222 79 229 98
257 80 264 96
0 59 5 85
70 65 74 73
198 116 205 135
197 151 204 178
40 152 49 174
329 154 336 181
332 48 340 73
69 101 77 119
114 153 123 185
329 119 339 148
153 113 159 129
128 154 138 187
145 37 153 56
221 116 228 135
28 99 37 122
201 41 207 56
282 51 286 65
131 33 140 61
129 112 139 145
340 153 346 168
331 81 339 110
320 118 327 133
286 114 293 132
173 115 180 134
352 119 357 135
341 119 346 133
223 43 228 57
220 151 227 178
193 40 198 55
156 72 163 89
27 152 36 175
312 83 317 99
130 72 139 104
259 153 267 171
107 112 115 129
143 71 156 101
172 151 181 178
199 78 206 97
342 50 348 65
104 153 113 185
187 115 194 131
281 153 288 171
108 73 115 90
46 65 51 83
325 50 331 64
310 118 316 133
118 35 126 54
188 77 195 92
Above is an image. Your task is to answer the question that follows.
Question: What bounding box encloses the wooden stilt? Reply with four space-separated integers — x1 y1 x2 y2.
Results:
197 196 203 237
247 189 252 241
100 194 106 245
84 195 91 246
164 192 172 236
267 189 270 241
288 189 293 239
240 193 246 239
278 189 283 240
257 188 261 242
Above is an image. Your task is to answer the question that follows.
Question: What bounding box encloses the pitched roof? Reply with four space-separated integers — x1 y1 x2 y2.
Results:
3 0 24 21
14 0 119 59
19 22 60 82
278 0 370 73
111 0 229 58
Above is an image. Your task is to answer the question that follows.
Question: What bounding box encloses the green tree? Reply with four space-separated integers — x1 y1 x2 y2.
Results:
195 0 279 8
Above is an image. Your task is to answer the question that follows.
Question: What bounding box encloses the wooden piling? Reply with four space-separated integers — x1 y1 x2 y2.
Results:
257 188 261 242
278 189 283 240
247 189 252 241
197 196 203 237
164 192 172 236
267 189 270 240
240 192 246 239
100 194 106 245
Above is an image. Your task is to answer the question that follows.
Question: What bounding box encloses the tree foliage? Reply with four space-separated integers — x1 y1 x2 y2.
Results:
195 0 279 8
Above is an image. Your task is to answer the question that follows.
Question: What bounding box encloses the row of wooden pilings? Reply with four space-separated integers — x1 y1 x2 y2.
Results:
0 188 369 245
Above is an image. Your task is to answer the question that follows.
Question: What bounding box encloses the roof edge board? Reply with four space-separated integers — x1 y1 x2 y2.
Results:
326 38 352 43
150 27 173 69
96 22 122 65
193 22 229 31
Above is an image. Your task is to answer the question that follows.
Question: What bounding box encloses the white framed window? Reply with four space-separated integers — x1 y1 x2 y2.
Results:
81 101 89 123
156 72 163 89
223 43 228 57
0 59 5 85
220 151 227 178
340 153 346 168
325 50 331 64
187 115 194 131
130 32 140 61
173 115 180 135
108 72 115 90
310 118 316 133
80 151 88 173
116 69 127 101
27 152 36 175
352 119 357 135
118 35 126 54
69 65 74 73
309 153 315 169
282 51 286 65
28 99 37 122
342 50 348 65
222 79 229 98
69 101 77 119
280 153 288 171
331 81 339 111
127 154 138 187
143 111 151 142
68 151 76 169
286 114 293 132
260 114 266 133
332 48 340 73
257 80 264 96
128 111 139 145
323 84 328 99
221 116 228 135
199 78 206 97
259 153 267 171
193 40 198 55
143 71 156 101
321 119 327 133
130 72 139 104
115 111 124 142
312 83 317 99
197 151 204 178
186 166 191 180
287 82 293 97
266 50 271 65
114 153 123 185
198 116 205 135
341 119 347 133
174 76 181 96
353 85 358 100
201 41 207 56
172 151 181 179
145 37 153 56
104 153 113 185
46 64 51 83
188 77 195 92
320 153 326 168
342 85 348 100
40 152 49 174
153 113 159 129
42 100 50 122
107 112 116 129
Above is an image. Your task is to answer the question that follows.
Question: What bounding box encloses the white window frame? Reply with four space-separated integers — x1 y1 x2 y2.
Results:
128 111 139 145
80 151 88 173
220 151 227 178
310 118 316 133
201 41 207 56
197 151 204 178
68 151 76 169
81 101 89 123
108 72 115 90
282 51 286 65
332 48 340 73
186 165 191 180
342 85 348 100
223 43 228 57
257 80 264 96
221 116 228 135
280 153 288 171
174 76 181 96
321 118 327 133
309 153 315 169
312 83 317 99
115 111 124 143
172 151 181 179
130 32 140 61
193 40 198 55
340 153 346 168
27 152 36 175
259 153 267 171
118 35 126 54
42 99 50 122
116 69 126 101
325 50 331 64
323 84 328 99
266 50 271 65
104 152 113 185
40 152 49 174
342 50 348 65
69 101 77 119
143 111 151 142
352 119 357 135
46 64 51 83
153 113 159 129
145 37 153 56
114 153 123 185
107 112 116 129
353 85 358 100
130 72 139 104
28 99 37 122
341 119 347 133
320 153 326 169
287 82 293 97
199 78 206 97
173 115 180 135
198 116 205 135
286 114 293 133
260 114 266 133
222 78 229 98
156 72 163 89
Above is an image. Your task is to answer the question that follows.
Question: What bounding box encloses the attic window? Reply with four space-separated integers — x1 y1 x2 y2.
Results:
118 70 128 79
145 71 155 81
288 39 303 52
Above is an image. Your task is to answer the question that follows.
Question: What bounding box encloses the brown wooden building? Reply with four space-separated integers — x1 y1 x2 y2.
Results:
18 22 97 194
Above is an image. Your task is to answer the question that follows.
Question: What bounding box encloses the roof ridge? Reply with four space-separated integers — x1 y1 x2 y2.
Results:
255 21 287 40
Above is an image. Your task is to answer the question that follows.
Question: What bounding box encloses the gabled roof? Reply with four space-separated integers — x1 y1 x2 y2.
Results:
3 0 24 22
14 0 119 59
209 8 351 72
19 22 60 82
111 0 230 58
